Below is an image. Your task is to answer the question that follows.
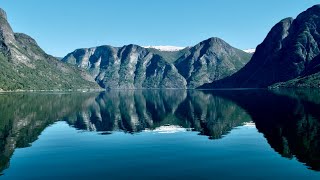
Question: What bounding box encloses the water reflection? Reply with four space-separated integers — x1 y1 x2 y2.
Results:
0 89 319 173
64 90 251 139
206 89 320 171
0 93 97 173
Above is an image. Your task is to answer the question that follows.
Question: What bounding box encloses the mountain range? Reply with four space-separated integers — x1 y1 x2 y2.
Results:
1 5 320 90
62 37 251 89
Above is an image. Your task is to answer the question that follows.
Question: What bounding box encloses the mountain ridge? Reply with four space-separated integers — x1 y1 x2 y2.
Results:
62 37 251 89
62 44 188 89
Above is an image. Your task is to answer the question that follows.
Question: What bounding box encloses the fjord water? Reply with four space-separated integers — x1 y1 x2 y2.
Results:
0 90 320 179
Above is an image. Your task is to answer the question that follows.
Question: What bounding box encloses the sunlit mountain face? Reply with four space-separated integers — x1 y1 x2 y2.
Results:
0 89 320 178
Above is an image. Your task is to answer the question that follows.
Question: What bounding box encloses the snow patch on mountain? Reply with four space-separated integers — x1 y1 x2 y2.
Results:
243 49 256 53
143 46 185 52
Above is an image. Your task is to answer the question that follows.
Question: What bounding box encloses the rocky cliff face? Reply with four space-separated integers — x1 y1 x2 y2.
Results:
0 8 100 91
201 5 320 88
0 8 7 20
0 9 14 55
175 37 251 88
63 45 187 89
63 38 251 89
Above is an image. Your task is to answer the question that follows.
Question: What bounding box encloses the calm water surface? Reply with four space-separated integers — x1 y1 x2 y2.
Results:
0 90 320 179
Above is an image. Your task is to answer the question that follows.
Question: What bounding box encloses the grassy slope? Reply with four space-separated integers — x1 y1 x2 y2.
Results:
0 32 101 91
270 72 320 88
0 53 99 91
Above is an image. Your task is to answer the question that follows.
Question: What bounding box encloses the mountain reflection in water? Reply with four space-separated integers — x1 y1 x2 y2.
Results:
0 89 319 174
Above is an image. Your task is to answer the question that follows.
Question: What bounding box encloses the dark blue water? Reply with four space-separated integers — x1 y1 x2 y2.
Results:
0 90 320 179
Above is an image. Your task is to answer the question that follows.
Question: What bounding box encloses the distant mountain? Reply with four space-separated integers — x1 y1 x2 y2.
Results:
62 45 187 89
175 37 252 88
201 5 320 89
0 8 100 91
63 38 251 89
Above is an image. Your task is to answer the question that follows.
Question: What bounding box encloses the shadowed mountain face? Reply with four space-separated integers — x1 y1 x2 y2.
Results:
0 8 100 91
62 38 251 89
201 5 320 89
206 89 320 171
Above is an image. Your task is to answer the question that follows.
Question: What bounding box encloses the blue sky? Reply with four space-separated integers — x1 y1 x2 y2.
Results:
1 0 318 57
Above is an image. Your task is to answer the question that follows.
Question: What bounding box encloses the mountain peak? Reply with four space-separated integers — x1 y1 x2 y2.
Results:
0 8 7 20
199 37 229 47
0 8 15 47
205 37 224 43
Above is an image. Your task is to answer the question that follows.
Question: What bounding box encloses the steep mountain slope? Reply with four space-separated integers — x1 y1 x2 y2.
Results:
62 45 187 89
63 38 251 89
175 37 252 88
0 8 100 91
201 5 320 89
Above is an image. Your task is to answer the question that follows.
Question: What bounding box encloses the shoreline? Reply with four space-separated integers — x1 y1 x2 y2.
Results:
0 89 105 93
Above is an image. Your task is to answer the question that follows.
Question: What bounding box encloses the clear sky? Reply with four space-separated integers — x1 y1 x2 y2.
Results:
1 0 319 57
